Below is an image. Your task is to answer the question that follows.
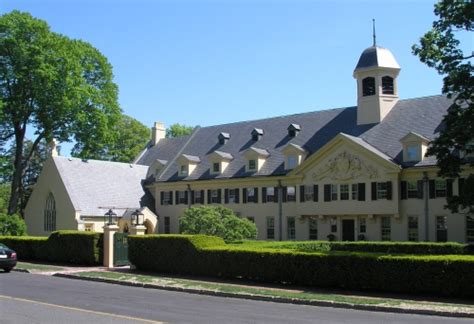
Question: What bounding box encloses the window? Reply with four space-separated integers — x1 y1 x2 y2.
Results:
340 184 349 200
436 216 448 242
359 218 366 233
266 187 275 202
177 191 186 204
382 76 394 95
381 216 391 241
377 182 388 199
228 189 238 203
164 217 170 234
266 217 275 239
435 180 447 197
287 186 296 202
44 193 56 232
406 145 418 161
84 224 94 232
362 77 375 96
331 184 338 201
351 184 358 200
309 218 318 240
408 216 418 241
246 187 257 203
211 190 220 204
304 185 314 201
194 190 203 204
467 216 474 243
407 181 418 198
162 191 172 205
180 164 188 176
248 159 257 171
287 217 296 240
330 217 337 233
212 162 220 173
287 155 298 169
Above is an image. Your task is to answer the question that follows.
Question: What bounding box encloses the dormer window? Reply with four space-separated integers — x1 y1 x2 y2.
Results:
400 132 430 163
212 162 220 173
218 132 230 145
243 147 269 172
287 155 298 169
287 124 301 138
382 76 394 95
209 150 233 175
406 145 418 161
362 77 376 96
177 154 200 177
281 143 306 170
248 159 257 171
252 128 264 141
180 164 188 176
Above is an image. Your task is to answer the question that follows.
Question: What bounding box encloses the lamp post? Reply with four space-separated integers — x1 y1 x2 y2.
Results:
104 209 117 225
131 209 144 226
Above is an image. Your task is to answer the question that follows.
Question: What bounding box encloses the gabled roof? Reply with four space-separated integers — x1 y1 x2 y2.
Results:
180 154 201 163
135 95 451 182
212 150 234 160
244 147 270 157
399 131 431 143
53 156 151 216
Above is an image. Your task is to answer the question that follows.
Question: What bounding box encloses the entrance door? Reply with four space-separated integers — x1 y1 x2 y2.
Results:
342 220 355 241
113 232 129 266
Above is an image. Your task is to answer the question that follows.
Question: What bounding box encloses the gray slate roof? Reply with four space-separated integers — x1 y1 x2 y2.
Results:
53 156 151 216
355 46 401 70
136 95 451 182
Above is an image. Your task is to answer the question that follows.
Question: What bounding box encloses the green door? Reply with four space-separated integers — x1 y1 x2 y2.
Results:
114 232 129 266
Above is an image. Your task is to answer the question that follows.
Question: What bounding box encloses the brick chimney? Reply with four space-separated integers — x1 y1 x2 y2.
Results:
152 122 166 145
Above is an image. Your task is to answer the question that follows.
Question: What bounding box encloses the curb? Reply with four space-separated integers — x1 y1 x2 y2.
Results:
12 268 30 273
53 273 474 319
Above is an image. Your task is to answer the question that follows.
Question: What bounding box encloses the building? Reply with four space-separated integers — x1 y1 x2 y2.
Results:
25 43 473 242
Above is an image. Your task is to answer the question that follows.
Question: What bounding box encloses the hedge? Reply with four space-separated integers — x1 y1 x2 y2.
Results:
0 230 103 265
129 235 474 297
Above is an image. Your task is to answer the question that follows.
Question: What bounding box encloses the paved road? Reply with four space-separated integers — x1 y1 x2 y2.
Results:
0 272 471 323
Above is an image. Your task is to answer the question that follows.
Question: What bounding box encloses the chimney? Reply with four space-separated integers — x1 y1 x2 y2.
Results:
49 139 59 157
152 121 166 145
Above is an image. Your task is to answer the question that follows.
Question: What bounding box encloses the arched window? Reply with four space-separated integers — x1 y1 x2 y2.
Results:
44 193 56 232
382 76 394 94
362 77 376 96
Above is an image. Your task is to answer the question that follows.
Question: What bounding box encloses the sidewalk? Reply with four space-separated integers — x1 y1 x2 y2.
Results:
13 261 474 318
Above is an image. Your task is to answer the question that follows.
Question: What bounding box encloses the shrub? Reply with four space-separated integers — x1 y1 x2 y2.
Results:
180 206 257 242
0 213 27 236
129 235 474 297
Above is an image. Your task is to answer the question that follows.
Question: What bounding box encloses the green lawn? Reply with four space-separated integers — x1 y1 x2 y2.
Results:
15 262 66 272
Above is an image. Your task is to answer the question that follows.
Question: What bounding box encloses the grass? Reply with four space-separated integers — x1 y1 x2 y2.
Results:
15 261 66 272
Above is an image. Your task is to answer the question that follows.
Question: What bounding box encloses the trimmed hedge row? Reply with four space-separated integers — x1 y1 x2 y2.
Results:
0 231 103 265
129 235 474 297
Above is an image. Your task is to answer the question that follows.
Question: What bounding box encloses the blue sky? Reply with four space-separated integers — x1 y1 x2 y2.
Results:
2 0 462 152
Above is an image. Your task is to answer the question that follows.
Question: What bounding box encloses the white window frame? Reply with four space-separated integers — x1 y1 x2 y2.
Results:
248 159 257 171
266 186 275 202
163 191 172 205
178 191 186 204
408 216 418 242
194 190 202 204
304 185 314 201
287 186 296 202
179 164 188 176
287 216 296 240
340 184 349 200
309 218 318 240
406 145 418 161
331 184 338 201
435 180 447 197
266 216 275 240
407 180 418 198
287 155 298 169
377 182 388 199
228 189 237 203
381 216 391 241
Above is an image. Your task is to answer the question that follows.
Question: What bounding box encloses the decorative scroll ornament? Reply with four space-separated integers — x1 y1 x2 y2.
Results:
312 151 378 181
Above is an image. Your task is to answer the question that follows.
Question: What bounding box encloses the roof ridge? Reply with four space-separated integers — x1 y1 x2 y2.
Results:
53 156 148 168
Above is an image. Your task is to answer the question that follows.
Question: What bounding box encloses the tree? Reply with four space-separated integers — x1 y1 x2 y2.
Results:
166 123 194 138
0 11 121 214
412 0 474 214
0 213 27 236
180 206 257 242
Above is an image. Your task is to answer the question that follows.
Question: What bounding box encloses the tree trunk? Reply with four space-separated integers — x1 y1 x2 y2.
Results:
7 128 25 215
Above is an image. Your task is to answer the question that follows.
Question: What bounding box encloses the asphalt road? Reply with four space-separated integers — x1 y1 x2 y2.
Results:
0 272 471 324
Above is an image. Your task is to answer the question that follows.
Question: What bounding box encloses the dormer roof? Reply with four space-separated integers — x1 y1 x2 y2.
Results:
399 131 430 144
211 150 233 161
179 154 201 163
354 46 400 71
243 146 270 158
281 143 306 154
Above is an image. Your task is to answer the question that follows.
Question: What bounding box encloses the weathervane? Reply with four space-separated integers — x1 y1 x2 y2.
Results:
372 18 376 46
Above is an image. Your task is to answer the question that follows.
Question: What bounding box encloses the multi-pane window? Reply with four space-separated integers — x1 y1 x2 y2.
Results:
164 217 170 234
340 184 349 200
194 190 203 204
228 189 238 203
406 146 418 161
381 216 391 241
247 188 257 203
248 159 257 171
359 218 366 233
287 217 296 240
177 191 186 204
44 193 56 232
304 185 314 201
436 216 448 242
435 180 447 197
180 164 188 176
466 215 474 243
330 217 337 233
287 155 298 169
266 187 275 202
212 162 220 173
309 218 318 240
266 217 275 240
407 181 419 198
163 191 172 205
408 216 419 241
351 184 358 200
382 76 394 95
331 184 338 201
287 186 296 202
211 190 220 204
377 182 388 199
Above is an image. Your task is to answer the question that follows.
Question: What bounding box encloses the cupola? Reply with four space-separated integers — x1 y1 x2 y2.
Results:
218 132 230 145
252 128 264 141
287 124 301 138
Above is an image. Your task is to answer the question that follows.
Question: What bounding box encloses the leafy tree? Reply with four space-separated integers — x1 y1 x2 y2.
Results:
180 206 257 242
412 0 474 214
0 213 27 236
0 11 120 214
166 123 194 138
0 184 10 214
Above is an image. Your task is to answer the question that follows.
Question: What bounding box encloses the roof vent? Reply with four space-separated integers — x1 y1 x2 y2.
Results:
218 132 230 145
251 128 264 141
288 124 301 137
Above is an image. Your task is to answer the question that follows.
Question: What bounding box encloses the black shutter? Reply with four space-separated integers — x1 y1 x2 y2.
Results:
386 181 392 200
262 187 267 203
175 191 179 205
324 184 331 202
447 179 453 198
217 189 222 203
169 191 173 205
191 191 195 205
459 178 465 197
254 187 258 203
184 190 189 205
225 189 229 204
358 183 365 201
207 190 211 204
300 186 305 202
282 187 287 202
313 185 319 202
371 182 377 201
160 192 164 205
200 190 205 204
401 181 407 200
243 188 247 203
235 188 240 203
417 180 424 199
429 180 435 199
274 187 279 203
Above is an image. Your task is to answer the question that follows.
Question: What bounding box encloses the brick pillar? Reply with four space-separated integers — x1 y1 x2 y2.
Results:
103 224 119 268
